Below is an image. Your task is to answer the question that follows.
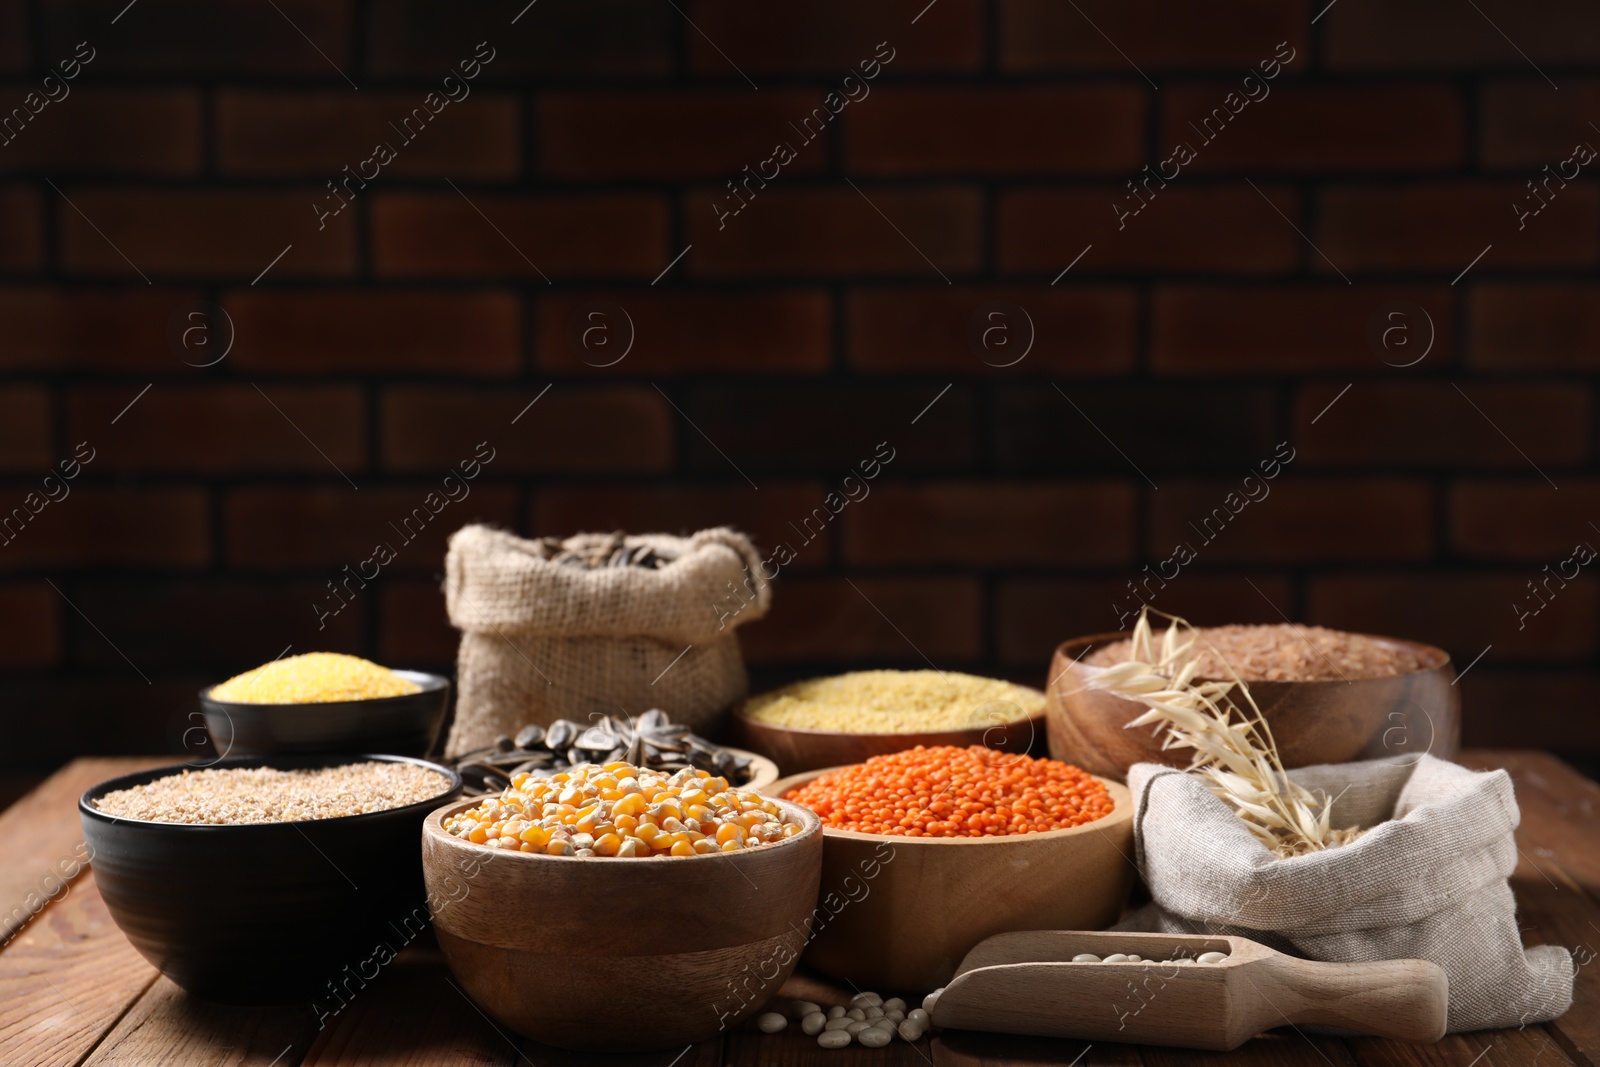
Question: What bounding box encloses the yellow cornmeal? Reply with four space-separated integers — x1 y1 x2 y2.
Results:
210 652 419 704
743 670 1044 734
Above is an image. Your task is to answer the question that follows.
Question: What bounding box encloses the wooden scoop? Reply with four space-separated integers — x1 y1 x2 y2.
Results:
931 930 1448 1050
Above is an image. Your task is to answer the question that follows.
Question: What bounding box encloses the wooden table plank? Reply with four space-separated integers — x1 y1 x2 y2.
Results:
0 877 158 1067
1460 751 1600 895
1147 1035 1359 1066
0 757 167 944
1348 1027 1579 1067
301 947 520 1067
934 1032 1140 1065
81 977 317 1067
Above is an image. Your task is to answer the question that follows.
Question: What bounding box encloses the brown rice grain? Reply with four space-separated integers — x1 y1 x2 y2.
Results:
1085 623 1425 682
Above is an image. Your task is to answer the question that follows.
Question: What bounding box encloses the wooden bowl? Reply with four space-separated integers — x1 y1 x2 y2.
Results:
1046 631 1461 781
732 687 1047 776
422 795 823 1052
764 766 1134 992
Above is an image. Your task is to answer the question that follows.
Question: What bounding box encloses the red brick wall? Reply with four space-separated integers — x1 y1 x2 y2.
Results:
3 0 1598 772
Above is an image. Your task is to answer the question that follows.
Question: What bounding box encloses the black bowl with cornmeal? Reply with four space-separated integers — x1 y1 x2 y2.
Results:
79 753 461 1004
200 670 451 758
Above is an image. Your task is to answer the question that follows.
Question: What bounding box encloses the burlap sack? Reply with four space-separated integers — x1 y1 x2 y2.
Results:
442 525 770 757
1123 754 1574 1033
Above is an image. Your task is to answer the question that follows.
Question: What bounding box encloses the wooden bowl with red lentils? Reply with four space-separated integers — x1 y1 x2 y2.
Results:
764 745 1136 992
1047 625 1460 781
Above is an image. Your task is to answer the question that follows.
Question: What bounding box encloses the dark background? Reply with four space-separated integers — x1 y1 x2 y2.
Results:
3 0 1598 785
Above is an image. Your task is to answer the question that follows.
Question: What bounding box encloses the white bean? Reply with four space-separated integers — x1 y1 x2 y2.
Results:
1198 951 1228 964
907 1008 929 1027
1102 953 1131 963
791 1000 821 1020
818 1029 852 1049
846 1020 871 1035
1125 954 1143 963
885 1009 905 1023
858 1027 892 1048
827 1005 847 1019
865 1006 884 1019
853 991 884 1006
871 1017 898 1031
757 1013 787 1034
824 1017 853 1031
846 1007 865 1021
1072 953 1101 962
922 988 943 1013
899 1019 925 1042
883 997 907 1013
801 1012 827 1036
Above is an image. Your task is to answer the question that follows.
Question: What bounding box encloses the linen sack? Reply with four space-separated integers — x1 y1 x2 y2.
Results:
1123 754 1574 1032
442 525 771 757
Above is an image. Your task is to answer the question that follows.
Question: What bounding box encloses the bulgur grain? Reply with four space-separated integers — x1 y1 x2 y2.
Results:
1086 623 1425 682
210 652 418 704
92 762 451 824
743 670 1043 734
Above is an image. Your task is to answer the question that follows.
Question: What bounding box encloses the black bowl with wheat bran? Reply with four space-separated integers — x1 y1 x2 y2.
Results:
80 754 460 1004
1046 624 1460 781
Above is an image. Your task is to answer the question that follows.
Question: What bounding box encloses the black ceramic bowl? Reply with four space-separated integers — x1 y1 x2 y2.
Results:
199 670 450 757
80 753 461 1004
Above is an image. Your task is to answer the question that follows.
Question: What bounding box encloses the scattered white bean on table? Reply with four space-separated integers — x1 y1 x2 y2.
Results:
858 1027 892 1048
757 1013 787 1034
791 1000 820 1020
817 1029 852 1049
801 1012 827 1036
827 1005 846 1019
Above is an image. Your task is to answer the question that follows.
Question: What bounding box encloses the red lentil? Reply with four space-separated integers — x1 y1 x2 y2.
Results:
783 746 1114 838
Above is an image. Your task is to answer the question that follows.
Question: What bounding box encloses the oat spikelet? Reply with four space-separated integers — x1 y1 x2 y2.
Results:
1089 607 1362 857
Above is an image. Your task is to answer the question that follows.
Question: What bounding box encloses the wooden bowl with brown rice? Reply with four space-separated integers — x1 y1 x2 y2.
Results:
1046 625 1460 780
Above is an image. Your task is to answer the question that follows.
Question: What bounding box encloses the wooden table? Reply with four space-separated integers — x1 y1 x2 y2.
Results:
2 750 1594 1066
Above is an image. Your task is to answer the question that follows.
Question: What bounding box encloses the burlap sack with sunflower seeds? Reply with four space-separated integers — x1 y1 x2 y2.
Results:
442 525 771 757
1120 754 1574 1033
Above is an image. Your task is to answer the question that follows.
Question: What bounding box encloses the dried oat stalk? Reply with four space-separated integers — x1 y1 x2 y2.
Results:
1087 608 1361 857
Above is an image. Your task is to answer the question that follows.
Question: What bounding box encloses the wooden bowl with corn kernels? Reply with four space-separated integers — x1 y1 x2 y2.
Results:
422 792 823 1053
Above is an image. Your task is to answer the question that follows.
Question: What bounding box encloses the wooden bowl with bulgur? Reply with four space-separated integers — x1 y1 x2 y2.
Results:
1047 625 1460 781
732 670 1047 776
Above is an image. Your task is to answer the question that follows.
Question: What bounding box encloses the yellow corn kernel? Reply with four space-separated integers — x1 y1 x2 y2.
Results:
614 814 638 832
593 833 622 857
692 838 717 854
716 823 744 846
612 793 647 818
685 804 712 823
634 822 660 844
721 839 743 852
519 826 551 848
670 840 695 857
467 827 489 844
